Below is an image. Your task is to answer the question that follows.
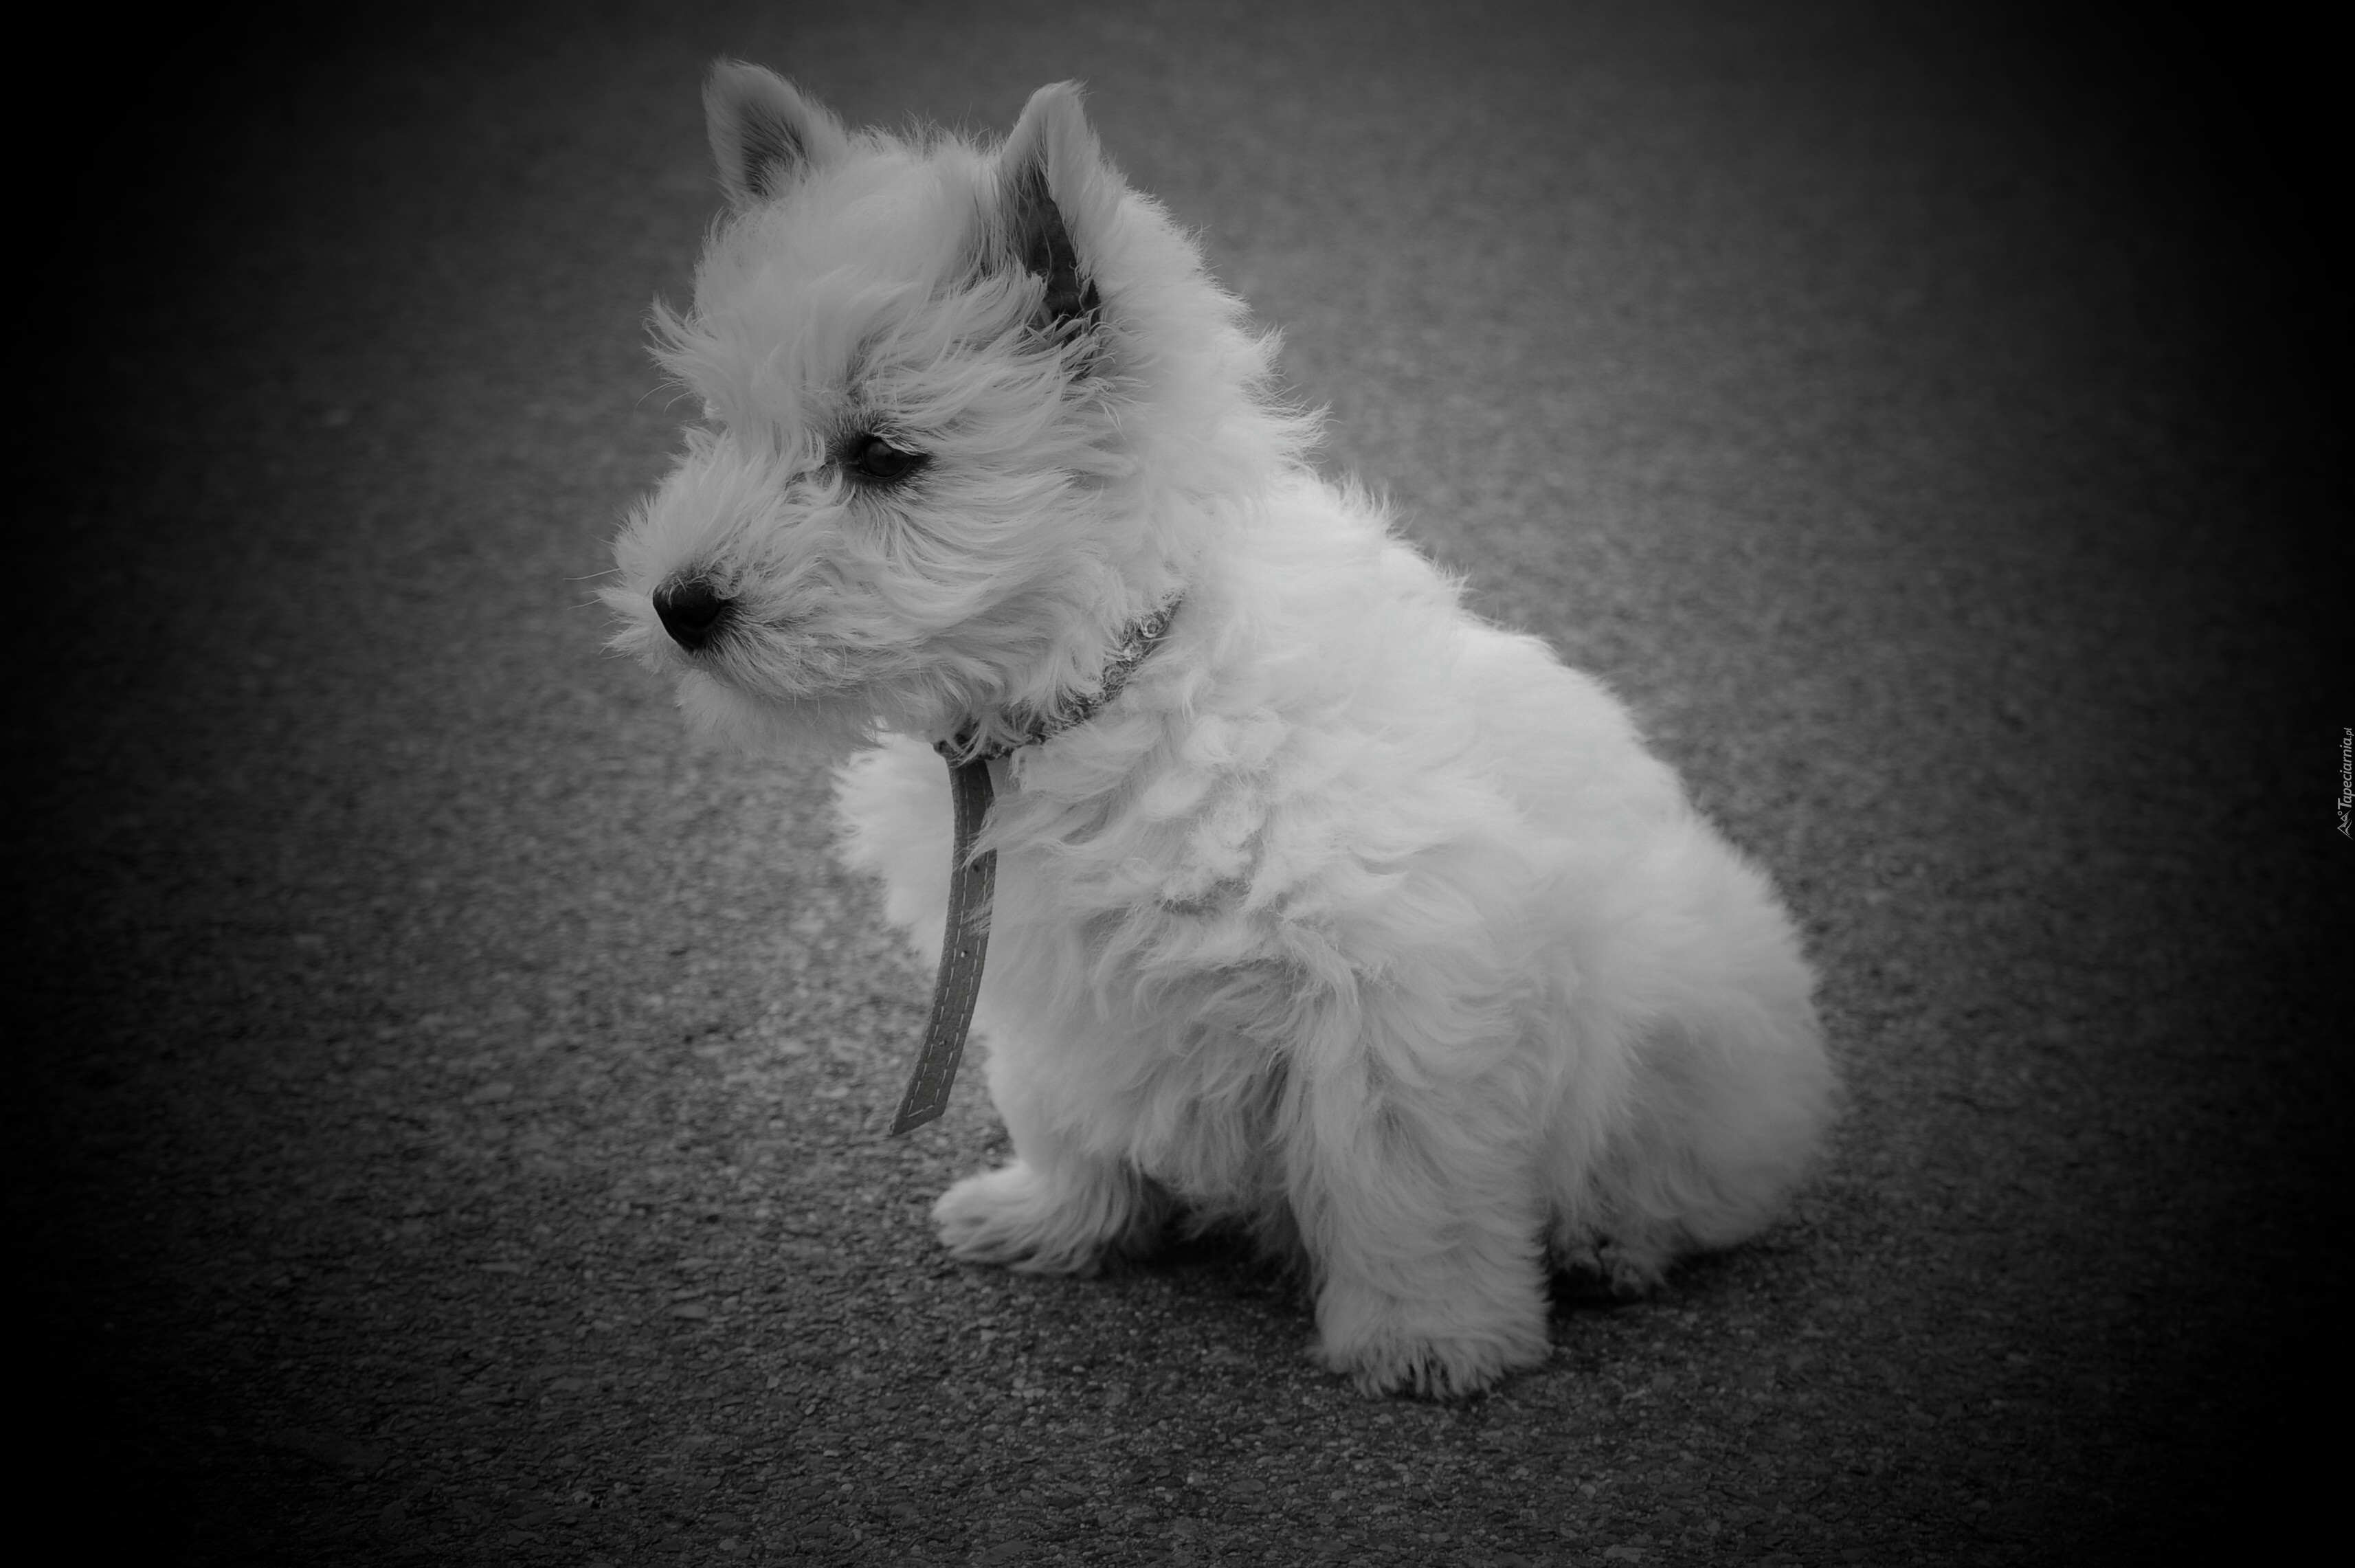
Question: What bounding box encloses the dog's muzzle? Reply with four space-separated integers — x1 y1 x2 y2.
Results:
652 575 733 651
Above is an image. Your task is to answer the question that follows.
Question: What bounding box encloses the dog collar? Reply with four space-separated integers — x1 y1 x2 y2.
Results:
929 599 1183 765
889 598 1183 1134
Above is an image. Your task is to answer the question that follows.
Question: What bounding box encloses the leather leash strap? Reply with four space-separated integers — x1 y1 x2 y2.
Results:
888 753 998 1134
884 597 1180 1135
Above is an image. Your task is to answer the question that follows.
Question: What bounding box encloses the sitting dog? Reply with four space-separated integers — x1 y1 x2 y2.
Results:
610 63 1835 1396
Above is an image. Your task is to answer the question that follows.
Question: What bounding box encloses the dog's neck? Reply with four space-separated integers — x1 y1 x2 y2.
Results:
935 596 1184 765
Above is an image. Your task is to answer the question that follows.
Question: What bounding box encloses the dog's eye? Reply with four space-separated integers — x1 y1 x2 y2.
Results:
842 434 928 484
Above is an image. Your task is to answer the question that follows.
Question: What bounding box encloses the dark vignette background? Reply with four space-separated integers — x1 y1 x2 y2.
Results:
17 3 2343 1565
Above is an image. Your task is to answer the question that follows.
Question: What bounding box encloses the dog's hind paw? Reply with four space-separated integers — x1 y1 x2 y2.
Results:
1554 1231 1673 1298
1314 1292 1553 1400
932 1161 1137 1277
1318 1330 1548 1400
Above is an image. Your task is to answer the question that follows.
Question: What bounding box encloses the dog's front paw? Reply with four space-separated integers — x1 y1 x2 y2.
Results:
933 1162 1128 1277
1314 1288 1552 1399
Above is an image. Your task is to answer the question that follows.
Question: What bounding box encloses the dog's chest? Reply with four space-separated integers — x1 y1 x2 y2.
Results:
983 836 1299 1196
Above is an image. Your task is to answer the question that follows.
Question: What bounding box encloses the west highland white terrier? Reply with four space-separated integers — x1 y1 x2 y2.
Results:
610 63 1836 1396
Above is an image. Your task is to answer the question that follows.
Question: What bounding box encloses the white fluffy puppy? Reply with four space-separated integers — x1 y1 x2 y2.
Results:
610 64 1835 1396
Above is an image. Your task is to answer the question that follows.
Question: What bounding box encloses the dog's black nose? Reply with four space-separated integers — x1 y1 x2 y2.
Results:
651 576 732 651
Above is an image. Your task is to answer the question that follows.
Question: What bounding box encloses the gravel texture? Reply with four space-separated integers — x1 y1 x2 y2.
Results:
20 5 2339 1565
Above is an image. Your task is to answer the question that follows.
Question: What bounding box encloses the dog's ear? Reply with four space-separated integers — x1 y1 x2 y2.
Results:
704 61 849 207
993 83 1113 336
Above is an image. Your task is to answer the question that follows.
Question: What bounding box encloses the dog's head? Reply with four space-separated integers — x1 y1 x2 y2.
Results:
607 65 1300 754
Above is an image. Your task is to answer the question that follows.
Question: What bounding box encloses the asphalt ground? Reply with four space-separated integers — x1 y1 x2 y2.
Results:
19 3 2343 1565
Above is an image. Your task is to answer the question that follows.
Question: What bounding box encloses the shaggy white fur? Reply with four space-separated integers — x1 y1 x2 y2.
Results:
609 63 1837 1397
